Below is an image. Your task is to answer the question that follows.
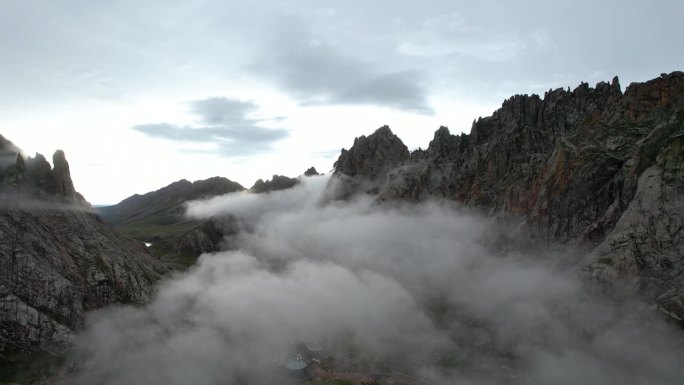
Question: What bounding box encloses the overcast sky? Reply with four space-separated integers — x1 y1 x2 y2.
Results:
1 0 682 204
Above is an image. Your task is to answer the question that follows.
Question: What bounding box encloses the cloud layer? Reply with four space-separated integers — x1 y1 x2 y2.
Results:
251 18 434 114
69 177 684 385
3 0 683 111
133 98 288 156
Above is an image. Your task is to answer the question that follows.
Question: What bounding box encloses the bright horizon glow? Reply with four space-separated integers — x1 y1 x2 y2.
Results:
3 91 497 205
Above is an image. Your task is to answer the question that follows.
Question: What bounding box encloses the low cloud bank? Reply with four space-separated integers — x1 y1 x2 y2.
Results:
71 176 684 385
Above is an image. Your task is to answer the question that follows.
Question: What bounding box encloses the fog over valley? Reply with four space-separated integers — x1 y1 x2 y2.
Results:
66 176 683 385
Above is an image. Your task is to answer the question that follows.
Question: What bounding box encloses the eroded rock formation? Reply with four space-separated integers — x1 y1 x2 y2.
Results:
328 72 684 324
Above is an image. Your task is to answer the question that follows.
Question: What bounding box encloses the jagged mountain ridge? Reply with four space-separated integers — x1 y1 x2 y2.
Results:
329 71 684 324
0 136 167 356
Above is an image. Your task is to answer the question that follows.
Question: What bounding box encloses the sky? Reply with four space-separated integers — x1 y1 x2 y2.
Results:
1 0 683 204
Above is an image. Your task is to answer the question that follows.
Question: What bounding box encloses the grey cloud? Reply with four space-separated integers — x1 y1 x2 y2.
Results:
133 123 211 142
69 177 684 385
190 98 259 126
3 1 683 116
251 18 435 115
396 12 527 63
132 98 288 156
332 71 433 114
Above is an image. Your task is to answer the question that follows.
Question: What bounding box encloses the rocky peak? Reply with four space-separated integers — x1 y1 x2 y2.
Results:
0 139 84 204
333 125 409 180
25 153 52 189
49 149 77 197
304 167 320 177
612 75 621 89
425 126 468 162
250 174 299 193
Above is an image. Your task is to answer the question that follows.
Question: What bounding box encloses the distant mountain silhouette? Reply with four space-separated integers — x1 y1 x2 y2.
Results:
97 177 245 266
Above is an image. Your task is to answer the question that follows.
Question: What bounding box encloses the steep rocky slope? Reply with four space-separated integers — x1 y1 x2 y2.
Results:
0 136 167 357
328 72 684 324
97 177 245 265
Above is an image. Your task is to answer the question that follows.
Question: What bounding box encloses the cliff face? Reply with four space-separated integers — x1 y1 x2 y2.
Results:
329 72 684 324
0 209 165 352
0 138 167 354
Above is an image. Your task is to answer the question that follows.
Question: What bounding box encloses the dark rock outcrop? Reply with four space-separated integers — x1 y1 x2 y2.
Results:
250 174 299 193
334 125 409 180
0 137 167 354
329 72 684 324
48 150 76 198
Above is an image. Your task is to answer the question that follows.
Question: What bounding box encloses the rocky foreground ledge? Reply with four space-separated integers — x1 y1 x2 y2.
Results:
328 72 684 325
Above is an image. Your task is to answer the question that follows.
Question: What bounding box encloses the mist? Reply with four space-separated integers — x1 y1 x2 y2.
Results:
68 176 684 385
0 192 92 212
